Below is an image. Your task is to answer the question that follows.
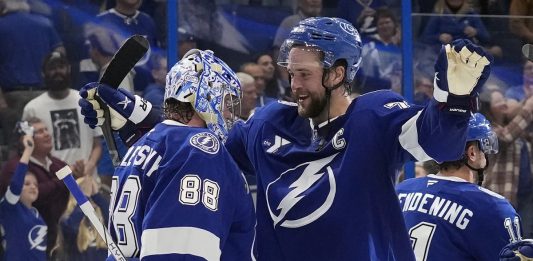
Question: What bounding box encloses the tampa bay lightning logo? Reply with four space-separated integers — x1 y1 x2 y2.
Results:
339 22 358 38
266 153 339 228
28 225 47 251
190 132 220 154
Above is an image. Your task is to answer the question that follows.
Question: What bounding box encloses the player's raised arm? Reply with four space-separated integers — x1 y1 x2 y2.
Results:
385 39 493 164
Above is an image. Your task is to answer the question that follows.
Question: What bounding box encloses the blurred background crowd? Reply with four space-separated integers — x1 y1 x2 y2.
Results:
0 0 533 260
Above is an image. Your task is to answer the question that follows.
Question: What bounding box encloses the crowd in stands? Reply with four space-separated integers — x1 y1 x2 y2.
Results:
0 0 532 259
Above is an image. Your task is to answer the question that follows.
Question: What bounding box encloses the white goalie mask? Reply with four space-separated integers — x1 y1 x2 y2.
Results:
164 49 242 142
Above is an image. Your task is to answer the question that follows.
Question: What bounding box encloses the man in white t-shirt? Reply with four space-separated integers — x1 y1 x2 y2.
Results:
22 52 102 176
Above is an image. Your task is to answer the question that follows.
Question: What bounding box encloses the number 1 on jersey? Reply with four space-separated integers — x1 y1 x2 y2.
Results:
409 222 437 261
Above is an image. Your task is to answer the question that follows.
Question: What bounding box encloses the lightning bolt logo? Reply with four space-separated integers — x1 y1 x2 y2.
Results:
200 136 212 145
28 225 47 251
267 153 338 228
190 132 220 154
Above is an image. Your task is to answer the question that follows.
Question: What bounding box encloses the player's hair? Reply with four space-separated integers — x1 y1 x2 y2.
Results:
163 98 195 124
437 140 478 171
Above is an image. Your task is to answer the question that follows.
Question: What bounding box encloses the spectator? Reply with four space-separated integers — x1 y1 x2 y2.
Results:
413 74 434 106
373 7 401 46
22 51 102 177
480 87 533 238
273 0 322 48
255 51 289 100
358 7 402 93
240 62 276 107
506 59 533 102
421 0 490 47
52 176 108 261
0 123 47 260
0 117 72 255
236 72 258 121
510 0 533 43
96 0 157 47
143 51 167 110
0 0 64 158
336 0 390 38
84 24 134 92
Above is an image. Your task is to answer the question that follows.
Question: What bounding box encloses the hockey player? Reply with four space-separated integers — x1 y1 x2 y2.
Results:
80 49 255 260
396 113 521 260
0 122 47 260
79 17 492 260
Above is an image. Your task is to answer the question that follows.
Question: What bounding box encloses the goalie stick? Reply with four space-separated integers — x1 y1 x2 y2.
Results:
55 166 126 261
97 34 149 167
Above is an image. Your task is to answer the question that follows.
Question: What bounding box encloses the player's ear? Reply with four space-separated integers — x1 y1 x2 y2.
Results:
327 65 345 86
466 144 477 162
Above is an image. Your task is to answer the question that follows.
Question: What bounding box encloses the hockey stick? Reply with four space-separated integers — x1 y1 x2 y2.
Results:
97 35 149 167
55 166 126 261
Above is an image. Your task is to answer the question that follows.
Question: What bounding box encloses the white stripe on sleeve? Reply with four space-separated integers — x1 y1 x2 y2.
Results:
140 227 221 261
398 110 432 162
433 76 448 103
5 187 20 205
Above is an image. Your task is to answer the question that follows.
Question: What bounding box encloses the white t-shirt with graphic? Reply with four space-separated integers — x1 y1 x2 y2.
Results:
22 89 102 166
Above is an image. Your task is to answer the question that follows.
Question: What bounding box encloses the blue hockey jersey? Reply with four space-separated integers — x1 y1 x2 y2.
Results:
396 175 522 261
0 163 47 260
226 90 470 260
108 120 255 261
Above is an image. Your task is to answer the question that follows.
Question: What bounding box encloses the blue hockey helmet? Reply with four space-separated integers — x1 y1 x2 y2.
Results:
467 113 498 154
277 17 363 83
165 49 242 142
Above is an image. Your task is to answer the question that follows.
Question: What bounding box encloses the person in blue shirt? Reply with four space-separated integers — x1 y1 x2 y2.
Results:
79 17 493 260
397 113 523 260
0 121 47 260
80 49 255 260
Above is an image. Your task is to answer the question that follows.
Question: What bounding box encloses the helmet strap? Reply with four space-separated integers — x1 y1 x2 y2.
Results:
465 154 489 186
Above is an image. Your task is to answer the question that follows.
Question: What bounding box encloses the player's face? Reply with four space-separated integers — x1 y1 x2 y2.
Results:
21 173 39 206
287 47 328 118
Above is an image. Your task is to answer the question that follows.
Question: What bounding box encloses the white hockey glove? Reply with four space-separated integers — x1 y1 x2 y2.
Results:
433 39 492 114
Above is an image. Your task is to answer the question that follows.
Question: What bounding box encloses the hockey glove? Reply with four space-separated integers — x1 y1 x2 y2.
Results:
500 239 533 261
79 82 162 146
433 39 492 114
79 82 127 130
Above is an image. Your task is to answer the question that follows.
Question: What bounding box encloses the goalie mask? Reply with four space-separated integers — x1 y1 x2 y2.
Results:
165 49 242 142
